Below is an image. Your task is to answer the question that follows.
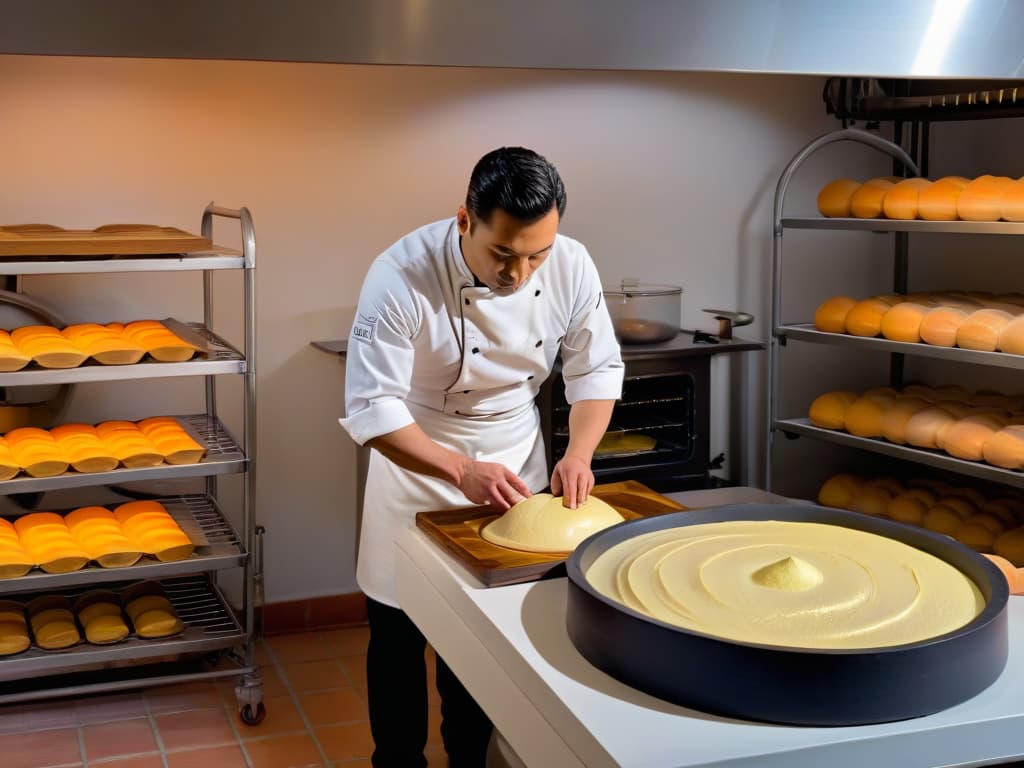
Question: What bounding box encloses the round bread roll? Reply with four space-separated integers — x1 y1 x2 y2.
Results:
993 527 1024 566
996 315 1024 355
954 521 996 552
887 492 928 525
947 487 989 508
1000 177 1024 222
919 306 968 347
817 473 863 509
923 503 964 535
943 414 1008 461
900 383 936 400
847 485 891 516
983 554 1024 595
844 394 897 438
880 302 930 342
958 175 1015 222
880 396 930 444
865 477 905 496
817 179 862 217
845 298 891 337
981 500 1019 527
965 513 1005 535
850 178 896 218
957 308 1014 351
917 176 969 220
904 406 957 449
808 391 860 430
882 177 931 220
813 296 858 333
942 497 978 519
981 424 1024 469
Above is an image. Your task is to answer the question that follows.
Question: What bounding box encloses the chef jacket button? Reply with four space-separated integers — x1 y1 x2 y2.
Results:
535 289 541 297
557 336 564 343
535 340 542 348
527 375 534 380
464 297 470 305
472 347 480 354
463 390 470 394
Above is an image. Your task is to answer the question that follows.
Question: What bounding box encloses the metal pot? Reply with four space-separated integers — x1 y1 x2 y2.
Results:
603 281 682 345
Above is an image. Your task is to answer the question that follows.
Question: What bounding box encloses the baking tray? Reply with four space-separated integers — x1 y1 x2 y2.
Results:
416 480 687 587
566 504 1009 725
0 224 213 258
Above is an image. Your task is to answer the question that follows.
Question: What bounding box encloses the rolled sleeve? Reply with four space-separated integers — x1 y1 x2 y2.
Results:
561 257 624 405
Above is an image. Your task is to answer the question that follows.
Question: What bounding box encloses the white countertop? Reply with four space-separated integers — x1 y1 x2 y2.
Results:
395 487 1024 768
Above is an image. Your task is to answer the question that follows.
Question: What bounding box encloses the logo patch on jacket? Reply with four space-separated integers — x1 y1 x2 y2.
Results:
353 313 377 344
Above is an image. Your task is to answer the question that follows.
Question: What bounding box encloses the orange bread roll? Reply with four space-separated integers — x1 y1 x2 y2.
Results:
74 591 130 645
813 296 858 333
882 177 931 220
61 324 145 366
817 179 862 217
904 406 957 449
817 474 863 508
919 306 968 347
14 512 89 573
982 424 1024 469
957 308 1014 351
4 427 68 478
64 507 142 568
996 315 1024 355
95 421 162 468
943 414 1008 461
1001 177 1024 222
843 394 896 438
983 554 1024 595
924 504 964 535
845 298 890 337
50 423 119 474
10 325 88 369
122 321 199 363
954 521 996 552
113 501 194 562
136 417 205 465
957 176 1015 222
993 527 1024 566
0 331 31 372
850 178 895 219
880 396 930 444
808 391 859 430
848 485 891 516
880 302 930 342
887 492 928 525
0 519 32 579
918 176 969 220
0 438 19 481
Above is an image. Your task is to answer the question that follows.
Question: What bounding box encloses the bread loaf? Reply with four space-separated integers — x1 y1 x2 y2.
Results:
880 396 930 444
993 527 1024 566
844 394 897 438
136 417 206 465
50 423 119 474
954 521 997 552
0 599 29 656
14 512 90 574
122 321 200 363
917 176 969 220
887 492 928 525
75 591 129 645
27 596 80 650
808 391 859 430
10 325 88 369
850 178 895 218
817 474 863 508
114 501 194 562
1001 177 1024 222
845 298 891 337
957 175 1015 221
997 315 1024 355
944 414 1008 461
904 406 957 449
981 424 1024 469
61 324 145 366
882 177 931 219
817 179 862 217
123 584 183 639
0 519 32 579
65 507 142 568
880 302 930 342
95 421 162 468
957 308 1014 352
919 306 969 347
4 427 69 478
0 331 31 372
813 296 858 333
923 503 964 535
847 485 891 516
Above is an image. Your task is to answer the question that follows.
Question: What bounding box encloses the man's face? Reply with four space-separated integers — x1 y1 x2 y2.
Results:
457 205 558 293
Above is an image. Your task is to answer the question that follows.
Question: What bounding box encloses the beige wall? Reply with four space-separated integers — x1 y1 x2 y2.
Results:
0 54 897 602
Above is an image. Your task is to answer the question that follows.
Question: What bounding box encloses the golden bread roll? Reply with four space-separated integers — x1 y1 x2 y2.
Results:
983 554 1024 595
114 501 194 561
0 599 25 626
948 487 990 508
817 179 862 217
0 330 31 372
887 492 928 525
814 296 860 333
847 485 891 516
944 414 1008 461
993 527 1024 566
14 512 89 573
966 513 1005 534
864 477 905 496
10 325 88 369
843 394 897 438
954 521 996 552
850 178 895 218
919 306 968 347
981 424 1024 469
880 396 930 444
95 421 163 468
123 321 200 363
844 298 890 337
1001 177 1024 222
917 176 969 220
817 474 863 508
904 406 957 449
50 423 119 474
4 427 69 478
0 620 30 656
900 383 935 400
136 418 205 465
27 596 80 650
880 302 930 342
0 438 18 481
957 175 1015 221
123 587 183 639
61 323 145 366
132 609 183 638
996 315 1024 355
882 177 931 220
64 507 142 568
957 308 1014 351
74 592 130 645
981 500 1019 527
923 504 964 535
808 391 859 430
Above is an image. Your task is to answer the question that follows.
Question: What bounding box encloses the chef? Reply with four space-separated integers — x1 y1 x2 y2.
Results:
341 146 623 768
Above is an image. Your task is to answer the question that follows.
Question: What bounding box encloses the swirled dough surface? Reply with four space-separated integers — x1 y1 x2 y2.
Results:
586 520 984 649
481 493 624 553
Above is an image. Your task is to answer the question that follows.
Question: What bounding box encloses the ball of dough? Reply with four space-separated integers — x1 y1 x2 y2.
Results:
1000 177 1024 222
813 296 858 333
997 315 1024 355
880 396 930 444
993 527 1024 566
919 306 968 347
809 391 860 429
844 394 897 438
847 485 892 516
880 302 930 342
817 474 863 509
904 406 957 449
958 176 1015 222
954 521 996 552
887 492 928 525
850 178 896 218
943 414 1008 461
982 424 1024 469
882 177 932 220
918 176 969 220
845 299 891 337
817 179 862 217
480 493 624 553
957 308 1014 352
923 504 964 535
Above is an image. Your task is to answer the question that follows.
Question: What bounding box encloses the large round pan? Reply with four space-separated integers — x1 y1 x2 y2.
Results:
565 503 1009 726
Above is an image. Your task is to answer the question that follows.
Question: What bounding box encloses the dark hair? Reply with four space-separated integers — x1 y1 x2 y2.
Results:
465 147 567 226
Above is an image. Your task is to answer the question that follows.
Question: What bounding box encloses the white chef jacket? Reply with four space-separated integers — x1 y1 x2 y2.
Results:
341 217 623 606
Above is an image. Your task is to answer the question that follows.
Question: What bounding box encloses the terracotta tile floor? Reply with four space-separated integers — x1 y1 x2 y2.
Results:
0 625 447 767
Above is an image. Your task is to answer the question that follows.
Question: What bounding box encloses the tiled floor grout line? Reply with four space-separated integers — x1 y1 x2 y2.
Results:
142 690 172 768
222 695 257 768
259 639 334 767
76 721 88 768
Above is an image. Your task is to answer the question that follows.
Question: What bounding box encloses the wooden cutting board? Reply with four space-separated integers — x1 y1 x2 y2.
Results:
415 479 688 587
0 224 213 256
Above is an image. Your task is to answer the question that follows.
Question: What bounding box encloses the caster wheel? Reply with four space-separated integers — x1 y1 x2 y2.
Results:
240 702 266 725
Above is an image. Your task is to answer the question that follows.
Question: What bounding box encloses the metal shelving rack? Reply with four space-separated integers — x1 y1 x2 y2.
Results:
0 204 263 721
767 127 1024 493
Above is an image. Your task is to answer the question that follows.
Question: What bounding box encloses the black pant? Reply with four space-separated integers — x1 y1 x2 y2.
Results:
366 597 493 768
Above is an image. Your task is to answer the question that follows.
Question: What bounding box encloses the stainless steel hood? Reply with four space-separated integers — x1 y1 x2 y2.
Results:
1 0 1023 80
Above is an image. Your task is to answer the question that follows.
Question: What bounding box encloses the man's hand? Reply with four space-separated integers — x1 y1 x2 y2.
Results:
550 454 594 509
458 460 533 511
